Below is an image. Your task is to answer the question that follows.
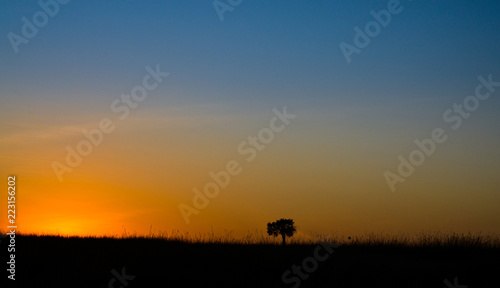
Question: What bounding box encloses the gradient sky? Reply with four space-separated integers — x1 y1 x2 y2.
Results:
1 1 500 237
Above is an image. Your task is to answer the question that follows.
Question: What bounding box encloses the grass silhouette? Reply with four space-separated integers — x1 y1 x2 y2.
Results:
2 230 499 287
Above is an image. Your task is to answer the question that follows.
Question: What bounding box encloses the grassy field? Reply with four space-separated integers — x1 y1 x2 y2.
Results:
2 232 499 287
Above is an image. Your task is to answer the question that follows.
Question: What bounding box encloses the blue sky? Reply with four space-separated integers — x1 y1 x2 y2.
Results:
2 1 499 109
1 1 500 235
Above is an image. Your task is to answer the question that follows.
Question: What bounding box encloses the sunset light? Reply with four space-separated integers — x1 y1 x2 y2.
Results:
1 1 499 287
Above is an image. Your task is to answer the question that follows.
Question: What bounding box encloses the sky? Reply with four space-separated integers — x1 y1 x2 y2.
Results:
1 0 500 238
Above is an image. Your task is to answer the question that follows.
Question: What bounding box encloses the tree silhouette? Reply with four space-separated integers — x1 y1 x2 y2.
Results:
267 218 297 245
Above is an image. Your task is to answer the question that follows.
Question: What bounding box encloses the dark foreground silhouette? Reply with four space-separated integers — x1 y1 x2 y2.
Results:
2 234 499 288
267 218 297 245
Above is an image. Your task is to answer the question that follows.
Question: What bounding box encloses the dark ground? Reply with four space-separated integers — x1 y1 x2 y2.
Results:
2 235 499 287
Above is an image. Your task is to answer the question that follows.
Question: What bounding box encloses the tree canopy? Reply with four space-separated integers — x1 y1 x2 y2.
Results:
267 218 297 245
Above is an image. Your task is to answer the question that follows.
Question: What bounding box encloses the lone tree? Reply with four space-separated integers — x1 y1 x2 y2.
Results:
267 218 297 245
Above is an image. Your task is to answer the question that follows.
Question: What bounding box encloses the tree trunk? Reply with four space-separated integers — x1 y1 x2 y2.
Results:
282 234 286 245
